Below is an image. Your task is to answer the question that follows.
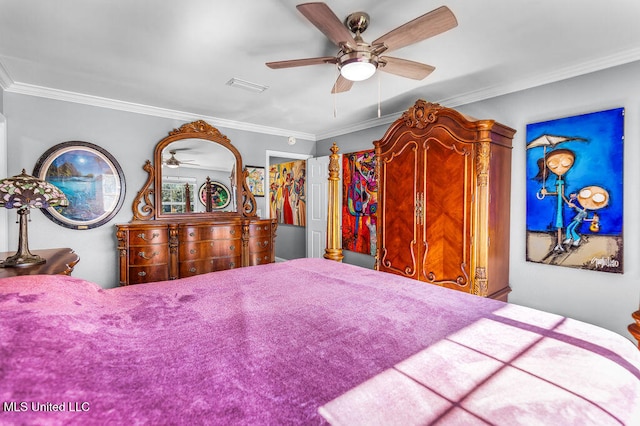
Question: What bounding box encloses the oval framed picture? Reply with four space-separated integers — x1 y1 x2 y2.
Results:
33 141 126 230
198 181 230 210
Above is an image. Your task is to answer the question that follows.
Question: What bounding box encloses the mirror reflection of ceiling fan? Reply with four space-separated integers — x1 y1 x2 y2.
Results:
163 149 199 168
266 2 458 93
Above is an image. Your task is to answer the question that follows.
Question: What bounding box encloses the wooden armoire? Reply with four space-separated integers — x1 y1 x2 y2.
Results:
374 100 515 301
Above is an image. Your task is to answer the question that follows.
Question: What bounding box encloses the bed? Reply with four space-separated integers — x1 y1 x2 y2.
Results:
3 142 640 425
1 257 640 425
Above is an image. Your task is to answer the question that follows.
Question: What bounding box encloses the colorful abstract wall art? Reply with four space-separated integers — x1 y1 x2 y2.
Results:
526 108 624 273
342 149 378 255
269 160 306 226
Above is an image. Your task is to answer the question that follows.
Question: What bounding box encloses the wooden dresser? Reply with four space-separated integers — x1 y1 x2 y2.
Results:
117 218 275 285
374 100 515 301
116 120 276 286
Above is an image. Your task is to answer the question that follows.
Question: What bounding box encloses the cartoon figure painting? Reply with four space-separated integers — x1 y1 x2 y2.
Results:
526 108 624 273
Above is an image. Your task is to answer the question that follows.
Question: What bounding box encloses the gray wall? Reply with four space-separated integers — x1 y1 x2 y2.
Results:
318 60 640 341
3 93 313 288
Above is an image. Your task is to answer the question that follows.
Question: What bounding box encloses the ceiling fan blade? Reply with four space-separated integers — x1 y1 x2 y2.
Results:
379 57 435 80
372 6 457 53
266 56 337 69
331 75 354 94
297 2 357 48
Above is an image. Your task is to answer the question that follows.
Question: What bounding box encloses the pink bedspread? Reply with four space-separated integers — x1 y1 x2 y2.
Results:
1 258 639 425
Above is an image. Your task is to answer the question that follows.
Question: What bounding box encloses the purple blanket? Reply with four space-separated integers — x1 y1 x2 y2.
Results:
1 258 639 425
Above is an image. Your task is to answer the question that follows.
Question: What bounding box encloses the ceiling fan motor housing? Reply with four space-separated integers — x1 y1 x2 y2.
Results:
339 12 379 82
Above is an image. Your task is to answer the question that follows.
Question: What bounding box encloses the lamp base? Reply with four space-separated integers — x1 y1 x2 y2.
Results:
0 252 46 268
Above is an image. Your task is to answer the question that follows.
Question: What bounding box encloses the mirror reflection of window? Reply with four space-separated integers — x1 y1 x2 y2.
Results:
162 177 196 214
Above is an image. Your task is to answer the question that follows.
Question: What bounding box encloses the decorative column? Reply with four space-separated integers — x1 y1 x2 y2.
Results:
324 143 344 262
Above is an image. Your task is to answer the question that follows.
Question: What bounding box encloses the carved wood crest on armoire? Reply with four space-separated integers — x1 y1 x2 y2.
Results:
374 100 516 301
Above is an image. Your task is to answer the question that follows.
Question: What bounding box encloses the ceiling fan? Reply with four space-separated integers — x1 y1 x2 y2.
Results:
266 2 458 93
163 150 198 169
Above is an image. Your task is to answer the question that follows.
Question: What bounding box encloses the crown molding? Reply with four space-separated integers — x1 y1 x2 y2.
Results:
4 81 316 141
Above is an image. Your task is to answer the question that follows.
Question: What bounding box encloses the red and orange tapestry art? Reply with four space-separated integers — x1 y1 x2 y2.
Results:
342 149 377 255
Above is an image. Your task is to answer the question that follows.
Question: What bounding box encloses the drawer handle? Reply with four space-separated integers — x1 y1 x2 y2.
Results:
189 232 195 237
190 249 197 254
190 267 197 273
229 245 235 251
138 251 158 260
137 232 159 241
229 229 236 235
229 261 235 268
258 240 270 248
138 271 147 277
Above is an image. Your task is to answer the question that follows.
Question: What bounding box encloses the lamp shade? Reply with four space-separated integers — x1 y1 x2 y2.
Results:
0 169 69 268
0 169 68 210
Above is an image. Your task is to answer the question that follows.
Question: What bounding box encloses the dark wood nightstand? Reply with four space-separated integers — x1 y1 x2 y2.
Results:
0 248 80 278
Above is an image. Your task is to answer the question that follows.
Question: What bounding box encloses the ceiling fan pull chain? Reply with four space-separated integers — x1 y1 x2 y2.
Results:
333 68 338 118
377 73 381 118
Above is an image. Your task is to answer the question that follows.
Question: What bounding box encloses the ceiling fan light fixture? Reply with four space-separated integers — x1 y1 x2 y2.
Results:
340 61 376 81
339 51 378 82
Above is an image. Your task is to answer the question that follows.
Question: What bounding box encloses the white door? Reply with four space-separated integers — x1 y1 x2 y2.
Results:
306 156 329 258
306 154 342 258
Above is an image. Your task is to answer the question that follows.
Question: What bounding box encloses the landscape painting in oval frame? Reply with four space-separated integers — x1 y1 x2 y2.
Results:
33 141 126 230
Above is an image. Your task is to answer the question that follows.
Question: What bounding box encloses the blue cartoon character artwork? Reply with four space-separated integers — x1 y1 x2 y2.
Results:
525 108 623 273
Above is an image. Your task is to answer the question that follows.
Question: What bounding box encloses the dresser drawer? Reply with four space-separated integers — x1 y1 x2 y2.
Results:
179 241 241 260
249 222 272 236
129 245 169 266
128 229 168 245
248 238 272 252
248 252 273 266
179 256 241 277
179 225 241 241
128 265 169 285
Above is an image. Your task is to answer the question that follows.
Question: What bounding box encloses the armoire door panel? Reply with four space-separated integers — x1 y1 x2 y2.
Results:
378 139 420 277
422 138 473 289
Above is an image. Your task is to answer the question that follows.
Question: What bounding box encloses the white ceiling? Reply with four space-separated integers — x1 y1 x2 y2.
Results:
1 0 640 140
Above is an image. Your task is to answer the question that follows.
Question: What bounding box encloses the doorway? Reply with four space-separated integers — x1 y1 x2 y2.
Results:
265 150 312 261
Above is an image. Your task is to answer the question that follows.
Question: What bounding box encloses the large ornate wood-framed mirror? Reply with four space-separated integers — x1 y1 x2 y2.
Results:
132 120 257 220
118 120 275 287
